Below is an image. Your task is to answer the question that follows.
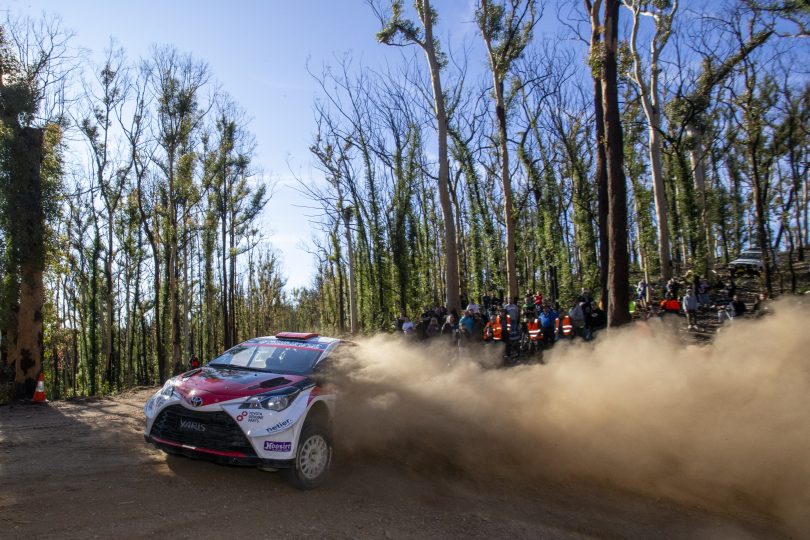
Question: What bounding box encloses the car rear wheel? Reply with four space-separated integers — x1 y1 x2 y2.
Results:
285 422 332 489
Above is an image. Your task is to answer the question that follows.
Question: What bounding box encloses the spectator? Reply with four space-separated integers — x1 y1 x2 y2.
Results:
579 288 593 304
731 295 747 318
505 297 520 334
482 291 493 313
533 291 543 309
682 287 699 329
697 277 710 308
426 317 440 338
717 304 733 324
539 304 558 348
415 316 430 339
752 293 768 316
434 304 447 322
394 312 407 332
569 301 586 339
666 278 680 300
524 312 541 354
591 301 607 329
692 272 701 295
457 324 471 347
522 293 536 321
636 280 648 311
498 306 515 358
581 296 594 332
190 354 200 369
725 277 736 301
442 311 459 334
402 318 415 336
471 311 486 344
459 310 474 336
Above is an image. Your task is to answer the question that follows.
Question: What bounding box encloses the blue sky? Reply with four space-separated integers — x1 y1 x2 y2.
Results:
9 0 482 289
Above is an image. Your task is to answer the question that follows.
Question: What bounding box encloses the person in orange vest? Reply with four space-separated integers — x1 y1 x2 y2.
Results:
525 317 542 353
520 299 539 354
568 301 584 339
500 308 512 344
559 314 574 339
492 313 504 341
484 307 509 343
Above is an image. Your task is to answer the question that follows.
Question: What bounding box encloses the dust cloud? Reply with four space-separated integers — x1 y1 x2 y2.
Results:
331 298 810 534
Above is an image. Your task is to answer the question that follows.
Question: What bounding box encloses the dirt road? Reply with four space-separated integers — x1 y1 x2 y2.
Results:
0 388 787 539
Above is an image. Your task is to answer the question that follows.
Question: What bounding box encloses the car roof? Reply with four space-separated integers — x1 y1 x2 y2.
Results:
242 333 342 347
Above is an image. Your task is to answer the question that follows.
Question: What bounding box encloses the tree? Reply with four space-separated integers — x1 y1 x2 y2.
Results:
476 0 537 301
584 0 610 311
203 101 267 347
78 44 130 391
601 0 631 327
146 46 209 373
0 15 71 399
666 8 773 275
623 0 678 281
374 0 461 311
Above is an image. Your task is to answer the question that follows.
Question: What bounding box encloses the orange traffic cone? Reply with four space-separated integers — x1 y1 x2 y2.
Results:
32 372 47 403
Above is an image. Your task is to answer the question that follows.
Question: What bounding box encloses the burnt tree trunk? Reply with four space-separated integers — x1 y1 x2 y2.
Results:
601 0 631 327
13 127 46 399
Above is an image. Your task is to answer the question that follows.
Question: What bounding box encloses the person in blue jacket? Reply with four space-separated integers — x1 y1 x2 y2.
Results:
539 304 558 348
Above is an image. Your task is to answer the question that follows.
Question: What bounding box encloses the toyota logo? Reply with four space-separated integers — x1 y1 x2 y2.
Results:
189 396 203 407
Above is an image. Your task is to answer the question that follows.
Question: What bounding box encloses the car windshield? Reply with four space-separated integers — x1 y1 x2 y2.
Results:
739 251 762 259
208 343 324 375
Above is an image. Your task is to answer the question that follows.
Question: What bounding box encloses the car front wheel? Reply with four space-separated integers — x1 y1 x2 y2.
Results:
285 422 332 489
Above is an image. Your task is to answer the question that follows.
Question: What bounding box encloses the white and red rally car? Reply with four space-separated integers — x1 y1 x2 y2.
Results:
144 332 344 489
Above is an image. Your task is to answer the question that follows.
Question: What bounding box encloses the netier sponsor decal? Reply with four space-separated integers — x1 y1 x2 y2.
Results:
266 418 294 433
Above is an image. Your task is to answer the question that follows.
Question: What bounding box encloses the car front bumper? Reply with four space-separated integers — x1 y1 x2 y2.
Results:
144 433 294 468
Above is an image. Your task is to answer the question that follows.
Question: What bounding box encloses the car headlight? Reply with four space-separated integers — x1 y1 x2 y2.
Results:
240 389 299 411
160 379 176 398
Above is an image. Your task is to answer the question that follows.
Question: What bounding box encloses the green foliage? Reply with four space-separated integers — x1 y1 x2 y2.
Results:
476 0 537 80
376 0 424 46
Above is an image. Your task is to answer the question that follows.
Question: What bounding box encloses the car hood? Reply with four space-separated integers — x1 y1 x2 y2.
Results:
172 366 308 405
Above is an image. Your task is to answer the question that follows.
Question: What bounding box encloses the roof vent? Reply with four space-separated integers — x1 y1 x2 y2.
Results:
275 332 319 340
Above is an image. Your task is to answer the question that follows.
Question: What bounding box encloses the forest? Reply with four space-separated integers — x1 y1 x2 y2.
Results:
0 0 808 401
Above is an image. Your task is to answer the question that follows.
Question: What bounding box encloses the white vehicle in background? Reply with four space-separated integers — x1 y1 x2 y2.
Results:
728 247 764 275
144 332 345 489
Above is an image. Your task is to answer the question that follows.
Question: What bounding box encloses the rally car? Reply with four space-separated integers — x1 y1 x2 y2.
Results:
144 332 344 489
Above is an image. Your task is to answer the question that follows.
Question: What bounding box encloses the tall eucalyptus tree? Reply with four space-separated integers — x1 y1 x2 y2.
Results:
476 0 537 301
374 0 461 311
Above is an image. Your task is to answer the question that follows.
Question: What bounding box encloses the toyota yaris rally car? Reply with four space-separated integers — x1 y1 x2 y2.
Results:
144 332 343 489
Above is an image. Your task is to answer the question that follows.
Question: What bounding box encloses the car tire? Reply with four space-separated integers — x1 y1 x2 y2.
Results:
285 422 332 489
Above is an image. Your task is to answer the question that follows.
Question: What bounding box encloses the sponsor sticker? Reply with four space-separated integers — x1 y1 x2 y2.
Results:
236 411 264 423
264 441 292 452
265 418 294 433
